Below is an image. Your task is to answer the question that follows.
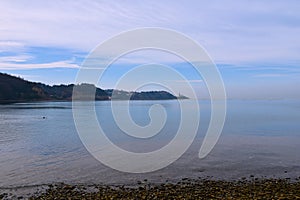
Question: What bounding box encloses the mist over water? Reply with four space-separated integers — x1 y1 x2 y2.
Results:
1 100 300 187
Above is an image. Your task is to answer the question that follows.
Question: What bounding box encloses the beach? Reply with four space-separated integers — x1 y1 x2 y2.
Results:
1 178 300 199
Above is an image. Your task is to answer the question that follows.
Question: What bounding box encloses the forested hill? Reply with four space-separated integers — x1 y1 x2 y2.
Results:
105 89 177 100
0 73 182 103
0 73 109 103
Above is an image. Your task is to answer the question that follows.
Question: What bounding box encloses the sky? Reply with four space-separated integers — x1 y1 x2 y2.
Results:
0 0 299 99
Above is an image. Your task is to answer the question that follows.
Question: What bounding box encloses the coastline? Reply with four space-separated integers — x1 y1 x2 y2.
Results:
2 178 300 199
0 98 187 105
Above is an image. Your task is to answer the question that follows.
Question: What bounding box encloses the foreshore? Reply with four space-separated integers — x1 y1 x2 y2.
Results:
2 178 300 199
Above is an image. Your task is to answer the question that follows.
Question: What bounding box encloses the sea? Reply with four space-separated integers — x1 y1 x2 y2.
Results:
1 99 300 189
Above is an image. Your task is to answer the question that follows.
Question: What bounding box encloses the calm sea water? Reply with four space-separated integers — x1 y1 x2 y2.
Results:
1 100 300 188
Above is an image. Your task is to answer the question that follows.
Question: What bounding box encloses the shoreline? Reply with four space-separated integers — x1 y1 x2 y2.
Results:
2 177 300 199
0 98 186 105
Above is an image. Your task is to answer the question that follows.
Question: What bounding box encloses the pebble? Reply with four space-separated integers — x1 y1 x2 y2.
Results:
24 179 300 199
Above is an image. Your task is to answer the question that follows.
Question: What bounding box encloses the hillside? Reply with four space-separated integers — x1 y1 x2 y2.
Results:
0 73 109 103
105 89 177 100
0 73 181 103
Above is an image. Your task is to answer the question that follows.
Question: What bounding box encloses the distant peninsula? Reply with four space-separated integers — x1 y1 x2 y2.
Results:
0 73 188 104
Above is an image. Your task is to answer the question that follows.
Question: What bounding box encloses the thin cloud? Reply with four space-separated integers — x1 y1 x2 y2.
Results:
253 73 288 78
0 60 80 70
218 62 300 73
0 41 25 53
0 55 33 63
171 79 203 83
0 1 299 63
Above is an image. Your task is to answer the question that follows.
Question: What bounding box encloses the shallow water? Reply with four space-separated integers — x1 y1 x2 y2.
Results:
0 100 300 188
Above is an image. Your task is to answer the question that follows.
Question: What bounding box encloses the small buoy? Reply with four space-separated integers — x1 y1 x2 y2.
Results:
42 116 46 119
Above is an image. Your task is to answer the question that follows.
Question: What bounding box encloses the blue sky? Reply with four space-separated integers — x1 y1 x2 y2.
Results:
0 0 299 99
